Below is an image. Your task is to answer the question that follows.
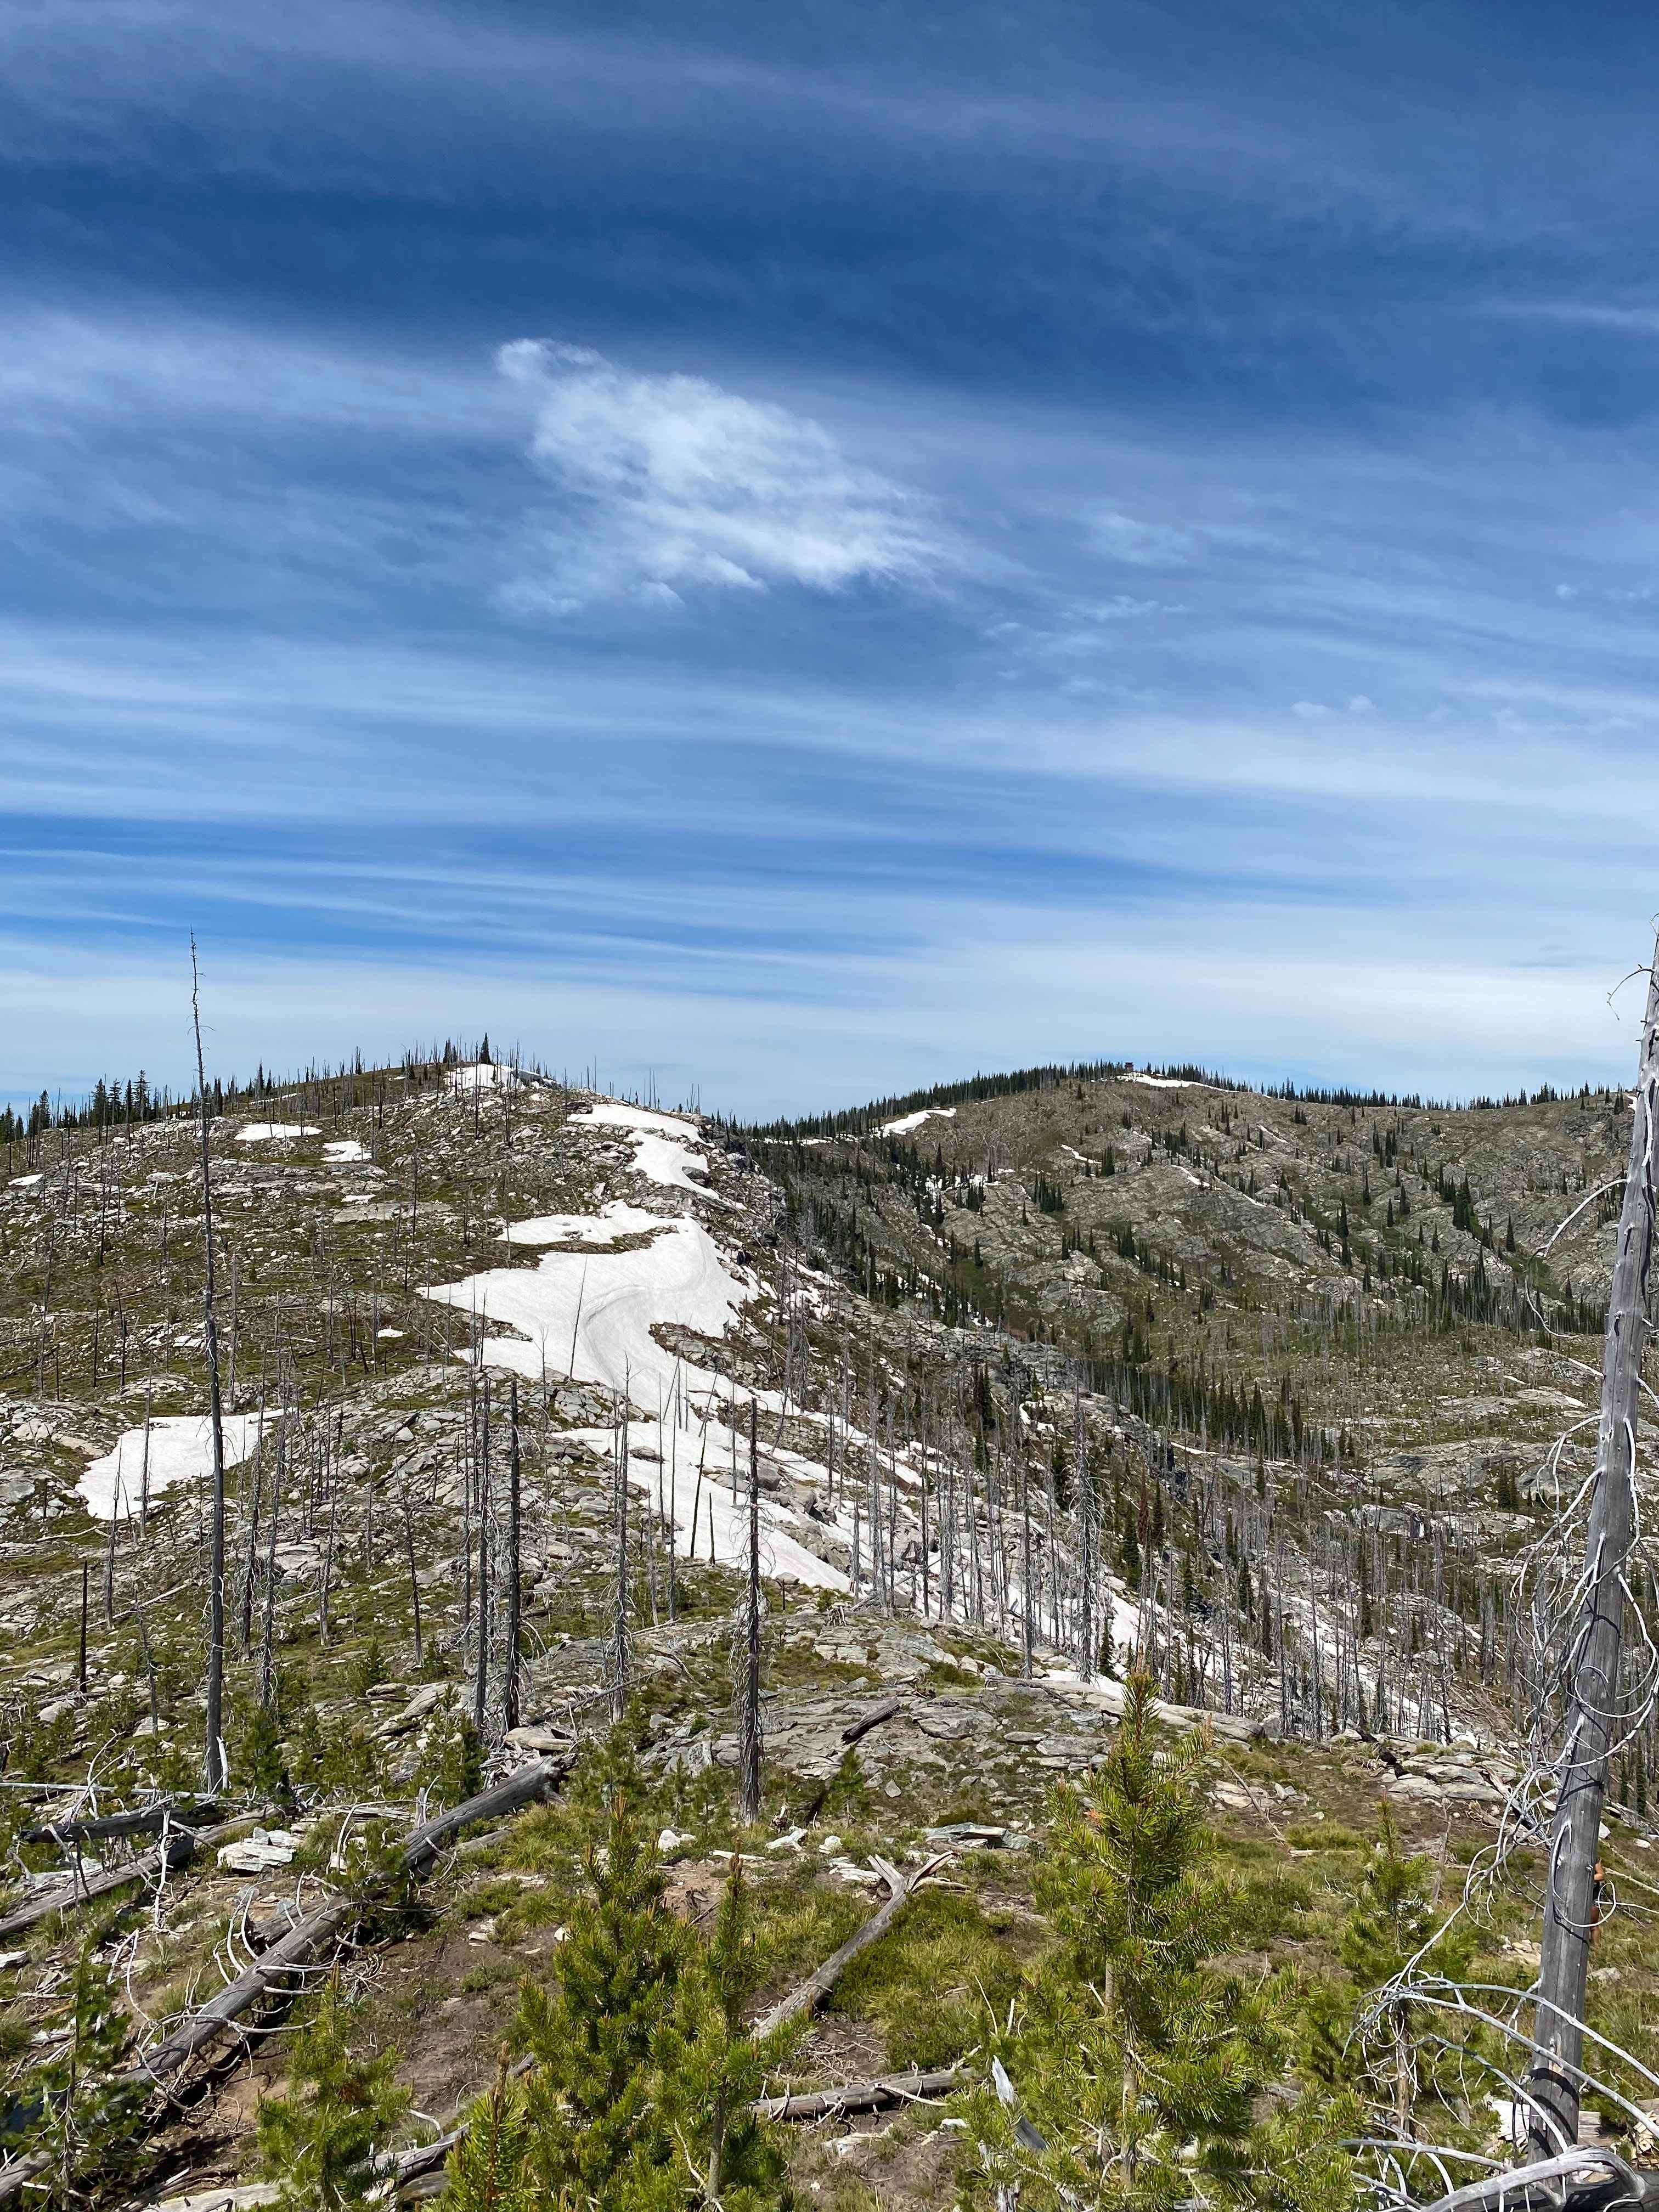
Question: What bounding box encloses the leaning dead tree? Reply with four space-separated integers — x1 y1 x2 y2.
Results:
1526 944 1659 2160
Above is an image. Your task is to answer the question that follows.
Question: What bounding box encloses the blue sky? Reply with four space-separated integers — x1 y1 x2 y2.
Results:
7 0 1659 1117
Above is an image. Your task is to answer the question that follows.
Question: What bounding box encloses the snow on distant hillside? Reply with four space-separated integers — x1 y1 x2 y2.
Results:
424 1214 751 1410
879 1106 956 1136
575 1101 732 1203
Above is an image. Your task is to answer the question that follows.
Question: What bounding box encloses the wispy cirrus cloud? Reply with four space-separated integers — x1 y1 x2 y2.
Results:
497 339 949 612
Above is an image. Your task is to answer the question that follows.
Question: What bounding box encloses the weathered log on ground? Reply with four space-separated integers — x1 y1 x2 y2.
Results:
135 1893 357 2085
755 2065 960 2122
0 1756 573 2206
0 1827 199 1941
841 1698 900 1746
752 1855 943 2041
386 2058 961 2194
25 1798 221 1848
400 1756 566 1877
139 1756 571 2085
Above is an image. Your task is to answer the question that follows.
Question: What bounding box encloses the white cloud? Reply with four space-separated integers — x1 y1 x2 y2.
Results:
1347 694 1374 713
497 339 945 611
1291 699 1333 719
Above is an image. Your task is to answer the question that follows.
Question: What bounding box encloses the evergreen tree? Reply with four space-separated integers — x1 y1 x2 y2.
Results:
446 2048 534 2212
1336 1808 1472 2136
449 1786 790 2212
633 1857 789 2211
515 1785 686 2201
24 1946 147 2208
256 1977 410 2212
963 1674 1353 2212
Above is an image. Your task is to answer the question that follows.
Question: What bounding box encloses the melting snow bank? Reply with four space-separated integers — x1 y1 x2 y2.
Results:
422 1215 754 1412
422 1189 847 1590
504 1201 665 1248
79 1412 272 1522
235 1122 320 1142
879 1107 956 1137
564 1416 847 1592
572 1102 733 1205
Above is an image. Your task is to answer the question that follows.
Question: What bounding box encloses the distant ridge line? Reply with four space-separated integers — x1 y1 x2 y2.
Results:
737 1060 1601 1142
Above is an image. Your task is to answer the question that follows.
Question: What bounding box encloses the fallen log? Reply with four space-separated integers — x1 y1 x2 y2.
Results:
841 1698 900 1747
388 2060 963 2196
400 1757 566 1878
139 1756 572 2086
751 1855 945 2041
135 1892 358 2085
0 1758 572 2207
755 2064 960 2123
0 1826 199 1942
25 1799 221 1848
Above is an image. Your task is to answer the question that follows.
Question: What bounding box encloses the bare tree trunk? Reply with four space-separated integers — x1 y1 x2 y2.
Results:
611 1403 630 1722
261 1412 283 1706
191 941 229 1795
101 1478 119 1627
1019 1434 1035 1682
474 1376 492 1741
1527 942 1659 2159
240 1401 264 1650
404 1493 424 1674
740 1398 764 1822
504 1377 521 1734
1075 1380 1096 1678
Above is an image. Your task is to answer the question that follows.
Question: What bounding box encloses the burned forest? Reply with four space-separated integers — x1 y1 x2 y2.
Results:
0 1024 1656 2212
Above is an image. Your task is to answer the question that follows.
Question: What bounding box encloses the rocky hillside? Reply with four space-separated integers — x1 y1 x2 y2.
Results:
0 1049 1650 2210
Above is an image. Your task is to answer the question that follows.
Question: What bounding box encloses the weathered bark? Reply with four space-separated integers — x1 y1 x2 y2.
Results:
752 1860 934 2040
1527 942 1659 2160
132 1754 569 2084
612 1407 630 1722
473 1377 491 1740
842 1697 900 1746
755 2066 961 2123
191 941 229 1796
504 1379 521 1734
740 1397 764 1823
0 1821 201 1939
25 1799 218 1848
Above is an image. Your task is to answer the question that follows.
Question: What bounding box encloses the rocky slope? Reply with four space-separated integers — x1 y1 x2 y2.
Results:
0 1049 1650 2208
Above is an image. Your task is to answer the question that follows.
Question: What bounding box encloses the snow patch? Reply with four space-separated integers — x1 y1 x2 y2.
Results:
8 1174 42 1190
424 1214 751 1410
505 1201 667 1246
1125 1074 1190 1091
235 1123 319 1143
562 1416 847 1590
879 1107 956 1137
573 1102 729 1203
79 1412 273 1522
324 1139 368 1163
449 1061 521 1093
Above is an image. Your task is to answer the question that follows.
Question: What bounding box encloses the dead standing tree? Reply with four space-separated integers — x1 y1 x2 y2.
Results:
504 1375 522 1734
191 940 230 1796
1526 943 1659 2161
740 1396 764 1822
611 1396 630 1723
